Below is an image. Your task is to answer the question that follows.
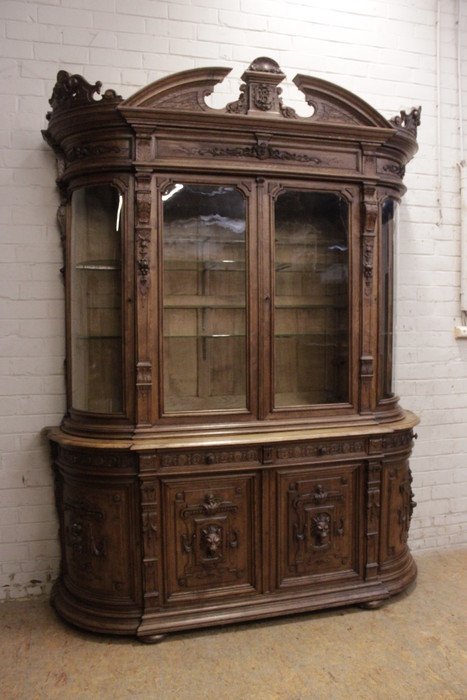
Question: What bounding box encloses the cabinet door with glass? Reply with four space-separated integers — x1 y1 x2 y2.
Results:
68 181 133 423
160 180 257 419
266 184 358 419
159 179 358 423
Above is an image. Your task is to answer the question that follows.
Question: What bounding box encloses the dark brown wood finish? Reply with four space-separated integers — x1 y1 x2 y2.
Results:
43 58 420 640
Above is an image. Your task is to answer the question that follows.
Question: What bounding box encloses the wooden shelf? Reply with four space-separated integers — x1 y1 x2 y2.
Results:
164 295 245 308
76 260 120 271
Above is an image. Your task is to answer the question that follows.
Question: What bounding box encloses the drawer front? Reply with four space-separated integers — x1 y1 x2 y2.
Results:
273 438 367 464
277 463 362 587
160 473 260 602
158 447 261 470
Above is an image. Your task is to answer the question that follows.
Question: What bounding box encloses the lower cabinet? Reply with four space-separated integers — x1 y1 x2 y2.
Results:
51 447 143 634
49 422 417 641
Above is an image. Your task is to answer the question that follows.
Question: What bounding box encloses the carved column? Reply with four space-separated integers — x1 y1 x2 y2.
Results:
360 183 379 412
134 131 156 427
139 454 160 612
365 439 383 580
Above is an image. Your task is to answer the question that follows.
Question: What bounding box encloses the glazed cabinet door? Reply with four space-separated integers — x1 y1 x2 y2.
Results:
159 179 257 421
159 472 261 603
276 462 363 588
261 182 360 421
66 177 135 433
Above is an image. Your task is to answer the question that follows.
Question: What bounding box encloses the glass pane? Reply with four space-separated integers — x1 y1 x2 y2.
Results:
163 184 247 412
380 199 397 398
274 190 349 407
70 185 123 413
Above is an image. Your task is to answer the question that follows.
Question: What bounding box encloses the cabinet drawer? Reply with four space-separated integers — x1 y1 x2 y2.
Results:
158 446 261 470
274 437 367 464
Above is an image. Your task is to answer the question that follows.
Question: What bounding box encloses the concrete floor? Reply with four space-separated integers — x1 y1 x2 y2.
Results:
1 547 466 700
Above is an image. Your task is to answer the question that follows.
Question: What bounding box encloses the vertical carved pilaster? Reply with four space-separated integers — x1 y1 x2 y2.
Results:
134 165 154 426
360 185 378 412
56 185 69 282
362 187 378 296
139 455 160 611
399 467 416 544
365 455 382 580
135 172 152 296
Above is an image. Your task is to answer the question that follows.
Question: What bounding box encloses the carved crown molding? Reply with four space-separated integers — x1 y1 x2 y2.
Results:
45 60 421 155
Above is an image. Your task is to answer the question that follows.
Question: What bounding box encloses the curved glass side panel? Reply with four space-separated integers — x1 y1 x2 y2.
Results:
273 190 349 407
380 198 397 399
162 184 247 412
70 185 123 413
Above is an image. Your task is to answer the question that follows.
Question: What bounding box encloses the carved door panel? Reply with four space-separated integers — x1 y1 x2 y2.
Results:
380 457 416 564
277 463 362 587
62 476 138 601
161 473 259 603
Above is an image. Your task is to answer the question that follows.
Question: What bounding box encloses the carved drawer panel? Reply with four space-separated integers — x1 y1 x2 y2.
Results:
274 437 366 464
161 473 259 602
159 447 261 470
62 477 138 601
277 463 362 587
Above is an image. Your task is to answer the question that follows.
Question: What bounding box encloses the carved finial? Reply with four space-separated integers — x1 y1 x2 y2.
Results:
46 70 121 117
248 57 283 75
226 56 297 118
390 106 421 137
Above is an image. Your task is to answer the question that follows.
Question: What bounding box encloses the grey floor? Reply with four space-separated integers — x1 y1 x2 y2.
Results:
1 547 466 699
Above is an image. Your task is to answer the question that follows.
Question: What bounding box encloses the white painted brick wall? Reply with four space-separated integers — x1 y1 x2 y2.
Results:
0 0 466 600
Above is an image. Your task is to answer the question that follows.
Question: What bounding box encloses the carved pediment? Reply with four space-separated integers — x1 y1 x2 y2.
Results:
293 74 392 128
120 57 408 129
120 66 232 112
47 59 420 141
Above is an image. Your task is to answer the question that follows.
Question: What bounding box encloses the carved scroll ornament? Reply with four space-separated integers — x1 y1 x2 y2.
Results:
47 70 121 116
390 107 422 137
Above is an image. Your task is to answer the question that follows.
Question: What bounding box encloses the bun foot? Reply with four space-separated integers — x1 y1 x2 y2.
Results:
139 633 167 644
359 599 385 610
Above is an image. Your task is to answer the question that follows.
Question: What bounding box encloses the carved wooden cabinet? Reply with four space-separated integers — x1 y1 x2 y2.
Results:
43 58 420 641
